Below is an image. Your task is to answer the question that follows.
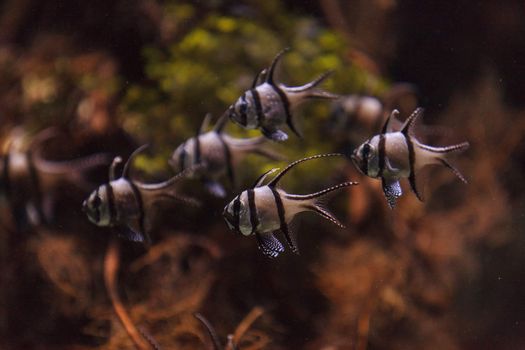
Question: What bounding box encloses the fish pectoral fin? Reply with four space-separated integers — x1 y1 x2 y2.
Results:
25 202 42 226
382 178 403 209
261 128 288 142
256 232 284 258
120 219 152 246
204 180 227 198
118 227 144 242
384 157 400 173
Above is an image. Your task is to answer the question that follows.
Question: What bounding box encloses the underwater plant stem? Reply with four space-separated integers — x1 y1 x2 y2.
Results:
104 237 153 350
232 306 264 345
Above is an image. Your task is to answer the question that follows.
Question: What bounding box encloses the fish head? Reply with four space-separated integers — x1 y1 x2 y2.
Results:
222 193 249 235
351 137 380 178
83 184 111 227
169 142 190 173
228 93 250 128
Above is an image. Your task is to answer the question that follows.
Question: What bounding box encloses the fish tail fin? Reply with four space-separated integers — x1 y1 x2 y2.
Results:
417 141 469 183
285 71 340 100
286 181 357 227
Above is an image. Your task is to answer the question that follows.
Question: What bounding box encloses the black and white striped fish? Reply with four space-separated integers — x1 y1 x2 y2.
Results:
223 154 358 258
0 127 111 229
227 49 339 142
82 145 197 244
351 108 469 208
169 113 281 198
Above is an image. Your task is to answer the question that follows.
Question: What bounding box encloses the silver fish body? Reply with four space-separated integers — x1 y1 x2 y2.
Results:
228 49 339 142
170 114 281 197
223 154 358 258
351 108 469 208
83 145 198 244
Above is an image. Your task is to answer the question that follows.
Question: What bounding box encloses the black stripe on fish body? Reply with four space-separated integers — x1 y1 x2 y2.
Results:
26 151 46 224
250 88 265 125
92 187 101 223
240 93 248 126
361 144 370 176
105 183 117 223
179 141 187 171
403 133 422 200
216 133 235 187
2 154 11 198
270 188 297 253
194 135 201 165
247 189 259 234
269 84 301 138
377 134 386 177
128 181 146 235
232 194 241 232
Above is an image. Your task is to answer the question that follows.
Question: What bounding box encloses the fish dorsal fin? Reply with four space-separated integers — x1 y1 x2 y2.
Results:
251 68 267 89
122 144 149 179
400 107 424 135
252 167 280 188
199 113 213 134
265 48 289 85
267 153 342 188
381 109 399 134
213 111 229 133
136 163 204 192
109 156 123 181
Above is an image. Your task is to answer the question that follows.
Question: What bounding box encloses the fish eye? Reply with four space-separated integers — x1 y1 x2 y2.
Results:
92 192 101 208
361 143 373 158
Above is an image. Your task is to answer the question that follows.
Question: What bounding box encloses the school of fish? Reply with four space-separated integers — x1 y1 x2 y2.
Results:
0 50 469 258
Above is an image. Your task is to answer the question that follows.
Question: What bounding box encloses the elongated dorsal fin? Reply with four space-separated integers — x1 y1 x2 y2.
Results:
251 167 280 188
199 113 213 135
213 111 229 133
109 156 123 181
251 68 267 89
400 107 424 135
266 48 290 85
381 109 399 134
122 144 149 179
267 153 342 188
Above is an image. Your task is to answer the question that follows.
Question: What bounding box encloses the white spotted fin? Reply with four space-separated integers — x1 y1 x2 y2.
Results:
256 232 285 258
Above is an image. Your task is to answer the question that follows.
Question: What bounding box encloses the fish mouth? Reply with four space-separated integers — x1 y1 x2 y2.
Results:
350 154 366 176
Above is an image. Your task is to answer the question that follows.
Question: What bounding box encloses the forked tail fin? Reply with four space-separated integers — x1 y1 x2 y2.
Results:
285 181 358 227
417 141 470 183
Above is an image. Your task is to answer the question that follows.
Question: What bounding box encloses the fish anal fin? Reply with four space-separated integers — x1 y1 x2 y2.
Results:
408 171 424 202
256 232 284 258
280 222 300 255
382 178 402 209
261 128 288 142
